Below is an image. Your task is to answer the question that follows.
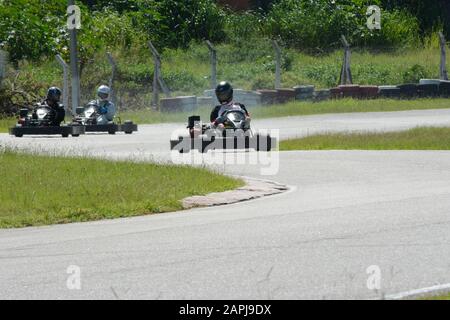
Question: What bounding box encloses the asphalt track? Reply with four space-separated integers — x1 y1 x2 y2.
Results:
1 109 450 299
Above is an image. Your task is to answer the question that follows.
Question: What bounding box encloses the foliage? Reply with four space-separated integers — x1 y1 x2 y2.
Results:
263 0 419 51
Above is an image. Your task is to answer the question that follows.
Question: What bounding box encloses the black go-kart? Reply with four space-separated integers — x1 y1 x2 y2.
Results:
170 109 276 153
10 106 85 138
72 103 138 135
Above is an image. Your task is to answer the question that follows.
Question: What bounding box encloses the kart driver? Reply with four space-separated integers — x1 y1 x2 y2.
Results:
36 87 65 126
88 85 116 125
210 81 250 129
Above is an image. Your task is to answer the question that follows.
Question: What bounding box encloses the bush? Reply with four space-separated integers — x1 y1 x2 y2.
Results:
0 0 67 63
262 0 419 51
131 0 226 50
402 64 429 83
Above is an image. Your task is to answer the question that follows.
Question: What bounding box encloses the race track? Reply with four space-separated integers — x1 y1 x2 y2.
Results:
1 109 450 299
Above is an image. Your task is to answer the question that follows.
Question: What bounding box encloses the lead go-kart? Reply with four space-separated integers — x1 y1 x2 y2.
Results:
170 109 276 153
72 102 137 135
9 105 85 138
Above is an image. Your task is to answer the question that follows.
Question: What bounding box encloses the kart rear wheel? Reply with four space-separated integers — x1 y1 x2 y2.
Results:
62 133 69 138
72 134 80 137
125 131 133 135
108 131 116 135
15 134 23 138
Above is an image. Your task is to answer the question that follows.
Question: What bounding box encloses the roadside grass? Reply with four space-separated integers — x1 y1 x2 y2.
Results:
11 43 444 100
2 98 450 133
280 127 450 151
0 149 244 228
422 292 450 300
0 117 16 133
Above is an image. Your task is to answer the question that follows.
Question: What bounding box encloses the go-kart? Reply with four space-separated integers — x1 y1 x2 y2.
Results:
170 109 276 153
72 102 137 135
9 105 85 138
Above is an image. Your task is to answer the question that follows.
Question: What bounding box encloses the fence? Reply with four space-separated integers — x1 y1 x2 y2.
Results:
1 34 449 114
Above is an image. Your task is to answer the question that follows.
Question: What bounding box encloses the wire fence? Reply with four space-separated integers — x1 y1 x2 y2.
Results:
1 35 449 114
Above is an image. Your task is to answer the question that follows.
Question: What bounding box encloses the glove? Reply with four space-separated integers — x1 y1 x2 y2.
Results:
98 106 108 115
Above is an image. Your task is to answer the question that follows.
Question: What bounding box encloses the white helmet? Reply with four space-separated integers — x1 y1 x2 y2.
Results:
97 85 110 100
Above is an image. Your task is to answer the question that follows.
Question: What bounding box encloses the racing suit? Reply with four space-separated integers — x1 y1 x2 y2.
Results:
36 99 65 126
210 102 250 125
89 99 116 125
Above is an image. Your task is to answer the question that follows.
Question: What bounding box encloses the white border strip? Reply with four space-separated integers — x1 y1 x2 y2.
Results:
385 283 450 300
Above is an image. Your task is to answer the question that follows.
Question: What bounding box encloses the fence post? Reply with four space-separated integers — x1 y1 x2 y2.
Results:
339 35 353 85
106 52 118 107
206 40 217 89
272 40 282 89
68 0 81 116
439 32 449 81
0 50 6 86
149 41 171 109
55 54 70 115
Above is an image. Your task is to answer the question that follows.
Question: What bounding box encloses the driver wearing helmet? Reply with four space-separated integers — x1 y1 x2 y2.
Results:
88 85 116 125
35 87 65 126
211 81 250 129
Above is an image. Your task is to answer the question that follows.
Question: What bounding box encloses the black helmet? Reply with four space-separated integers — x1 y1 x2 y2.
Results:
47 87 62 103
215 81 233 104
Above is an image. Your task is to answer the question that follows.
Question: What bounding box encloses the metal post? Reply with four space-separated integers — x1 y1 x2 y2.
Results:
206 40 217 89
439 32 449 80
68 0 80 115
149 41 170 109
339 35 353 85
106 52 117 106
272 40 282 89
55 54 70 115
0 50 6 86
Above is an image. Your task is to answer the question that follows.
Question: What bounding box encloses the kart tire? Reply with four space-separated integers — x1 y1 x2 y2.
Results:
62 133 69 138
125 131 133 135
108 131 116 135
72 134 80 137
15 134 23 138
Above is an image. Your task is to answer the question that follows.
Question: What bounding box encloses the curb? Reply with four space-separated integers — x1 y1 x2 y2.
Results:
182 177 289 209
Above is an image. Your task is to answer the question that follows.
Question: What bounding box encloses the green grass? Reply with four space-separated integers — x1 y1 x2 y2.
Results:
250 98 450 119
0 149 244 228
0 117 16 133
422 292 450 300
119 99 450 124
3 42 447 110
280 127 450 151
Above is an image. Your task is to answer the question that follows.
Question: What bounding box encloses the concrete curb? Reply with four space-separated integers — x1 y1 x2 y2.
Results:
182 177 289 209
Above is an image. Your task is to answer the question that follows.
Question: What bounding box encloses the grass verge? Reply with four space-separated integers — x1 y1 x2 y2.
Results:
280 127 450 151
422 292 450 300
0 149 244 228
2 98 450 133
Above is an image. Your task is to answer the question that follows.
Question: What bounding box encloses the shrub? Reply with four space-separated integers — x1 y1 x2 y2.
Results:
402 64 428 83
262 0 419 51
